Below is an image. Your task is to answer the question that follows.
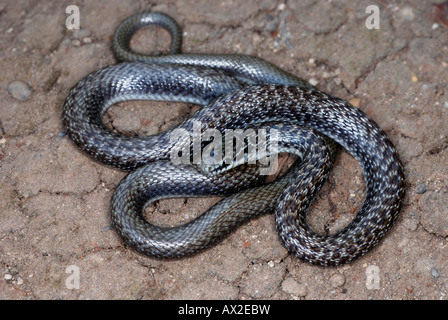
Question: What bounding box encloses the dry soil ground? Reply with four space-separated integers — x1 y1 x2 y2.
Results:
0 0 447 299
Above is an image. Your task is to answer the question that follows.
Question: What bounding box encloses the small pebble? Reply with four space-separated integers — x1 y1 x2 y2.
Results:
57 131 67 138
329 273 345 288
414 184 427 194
7 80 32 101
308 78 319 86
430 268 440 278
349 98 361 108
4 274 13 280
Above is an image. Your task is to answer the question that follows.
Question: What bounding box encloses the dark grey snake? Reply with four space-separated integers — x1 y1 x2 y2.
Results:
62 12 405 266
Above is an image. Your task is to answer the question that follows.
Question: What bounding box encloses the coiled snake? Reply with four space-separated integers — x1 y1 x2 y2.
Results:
62 12 405 266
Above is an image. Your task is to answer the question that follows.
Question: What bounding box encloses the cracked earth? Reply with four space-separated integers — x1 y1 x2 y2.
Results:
1 0 447 299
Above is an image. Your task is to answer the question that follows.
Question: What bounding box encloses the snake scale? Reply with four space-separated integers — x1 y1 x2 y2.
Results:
62 12 405 266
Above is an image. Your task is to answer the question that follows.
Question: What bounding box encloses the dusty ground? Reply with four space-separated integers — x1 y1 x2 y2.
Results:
1 0 447 300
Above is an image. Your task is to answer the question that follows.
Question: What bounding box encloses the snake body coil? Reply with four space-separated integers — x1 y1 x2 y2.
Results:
62 12 405 266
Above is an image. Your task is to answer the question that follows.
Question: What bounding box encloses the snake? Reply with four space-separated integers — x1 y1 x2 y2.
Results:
62 12 405 266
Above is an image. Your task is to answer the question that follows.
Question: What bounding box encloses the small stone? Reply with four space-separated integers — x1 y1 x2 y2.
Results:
329 273 345 288
16 277 24 285
7 81 32 101
4 274 13 280
430 268 440 278
309 78 319 86
349 98 361 108
414 184 426 194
